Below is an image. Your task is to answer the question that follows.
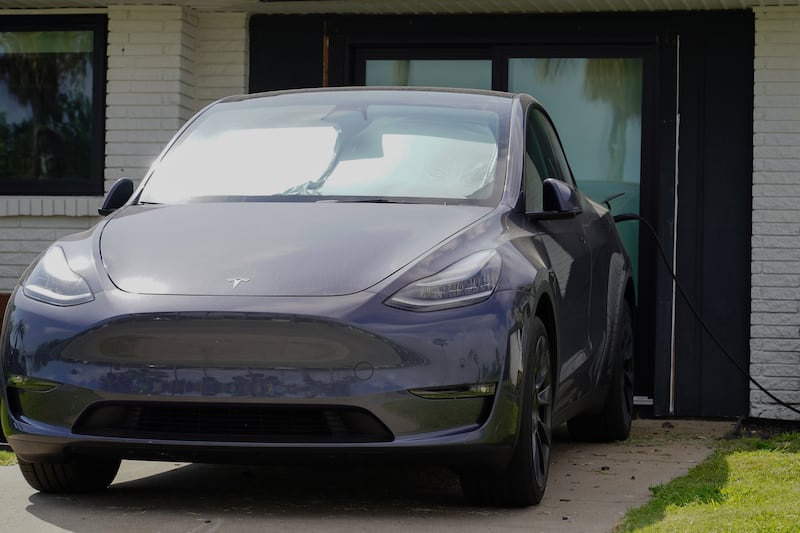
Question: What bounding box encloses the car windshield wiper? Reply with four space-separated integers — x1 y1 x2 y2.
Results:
349 197 404 204
321 197 467 205
312 197 406 204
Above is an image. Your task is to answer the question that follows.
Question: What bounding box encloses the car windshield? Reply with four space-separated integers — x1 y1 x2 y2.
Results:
138 90 511 205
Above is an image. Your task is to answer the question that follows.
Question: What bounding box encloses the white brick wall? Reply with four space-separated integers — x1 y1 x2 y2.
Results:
196 12 249 108
0 6 249 294
751 6 800 421
105 4 198 189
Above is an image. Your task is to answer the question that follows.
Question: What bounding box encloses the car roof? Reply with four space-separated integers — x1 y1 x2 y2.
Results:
219 86 522 105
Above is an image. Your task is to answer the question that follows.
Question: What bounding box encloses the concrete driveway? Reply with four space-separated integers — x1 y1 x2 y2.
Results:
0 419 733 533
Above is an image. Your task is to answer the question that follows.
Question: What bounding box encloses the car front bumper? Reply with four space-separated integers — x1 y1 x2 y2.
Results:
1 287 530 467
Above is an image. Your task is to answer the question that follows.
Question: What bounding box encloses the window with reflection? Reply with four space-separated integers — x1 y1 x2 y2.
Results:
0 16 105 195
365 59 492 90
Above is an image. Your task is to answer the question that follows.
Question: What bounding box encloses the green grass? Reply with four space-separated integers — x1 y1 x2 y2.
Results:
0 449 16 466
617 432 800 532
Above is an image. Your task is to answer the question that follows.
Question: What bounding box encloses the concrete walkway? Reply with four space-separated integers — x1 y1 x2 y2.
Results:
0 419 734 533
535 419 734 532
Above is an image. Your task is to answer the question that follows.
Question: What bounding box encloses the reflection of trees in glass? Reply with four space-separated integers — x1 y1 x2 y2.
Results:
0 31 93 180
536 58 642 181
0 113 31 178
393 59 410 85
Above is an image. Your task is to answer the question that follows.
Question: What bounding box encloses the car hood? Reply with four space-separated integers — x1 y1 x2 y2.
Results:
100 202 493 296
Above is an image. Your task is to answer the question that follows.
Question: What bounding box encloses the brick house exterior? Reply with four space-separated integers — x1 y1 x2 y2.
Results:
751 6 800 420
0 0 798 420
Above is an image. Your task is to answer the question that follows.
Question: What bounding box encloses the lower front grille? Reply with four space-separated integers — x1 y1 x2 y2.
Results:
73 402 394 443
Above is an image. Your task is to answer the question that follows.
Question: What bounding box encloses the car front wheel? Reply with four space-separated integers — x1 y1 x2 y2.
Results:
461 317 553 507
18 456 121 493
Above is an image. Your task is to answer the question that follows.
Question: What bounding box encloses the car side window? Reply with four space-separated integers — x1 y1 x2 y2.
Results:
524 107 579 213
524 112 545 213
531 108 576 188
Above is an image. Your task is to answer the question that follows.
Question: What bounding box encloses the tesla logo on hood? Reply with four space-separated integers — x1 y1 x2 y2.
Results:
226 278 250 289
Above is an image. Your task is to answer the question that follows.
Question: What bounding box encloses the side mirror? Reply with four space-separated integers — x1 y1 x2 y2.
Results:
529 178 582 219
98 178 134 216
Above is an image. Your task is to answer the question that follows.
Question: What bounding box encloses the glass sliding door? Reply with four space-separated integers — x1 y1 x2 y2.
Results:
509 57 643 288
365 59 492 90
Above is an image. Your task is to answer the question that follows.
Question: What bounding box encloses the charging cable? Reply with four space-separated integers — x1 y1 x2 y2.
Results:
614 212 800 416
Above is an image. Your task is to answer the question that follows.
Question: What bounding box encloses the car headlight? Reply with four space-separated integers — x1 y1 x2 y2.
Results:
386 249 501 312
23 246 95 306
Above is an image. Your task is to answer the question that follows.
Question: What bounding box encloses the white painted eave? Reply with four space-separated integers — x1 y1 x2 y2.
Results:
0 0 796 14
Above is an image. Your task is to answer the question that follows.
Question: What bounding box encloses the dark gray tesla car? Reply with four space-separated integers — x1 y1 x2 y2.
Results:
0 87 634 507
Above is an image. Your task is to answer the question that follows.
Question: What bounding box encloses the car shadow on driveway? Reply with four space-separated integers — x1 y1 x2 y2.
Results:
104 461 465 509
17 420 733 533
24 461 517 533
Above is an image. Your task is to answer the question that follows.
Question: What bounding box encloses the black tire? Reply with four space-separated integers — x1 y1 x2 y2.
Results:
18 456 121 493
568 300 634 442
461 317 553 507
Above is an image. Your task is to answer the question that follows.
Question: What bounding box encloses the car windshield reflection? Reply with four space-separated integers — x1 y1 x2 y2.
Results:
139 95 508 206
